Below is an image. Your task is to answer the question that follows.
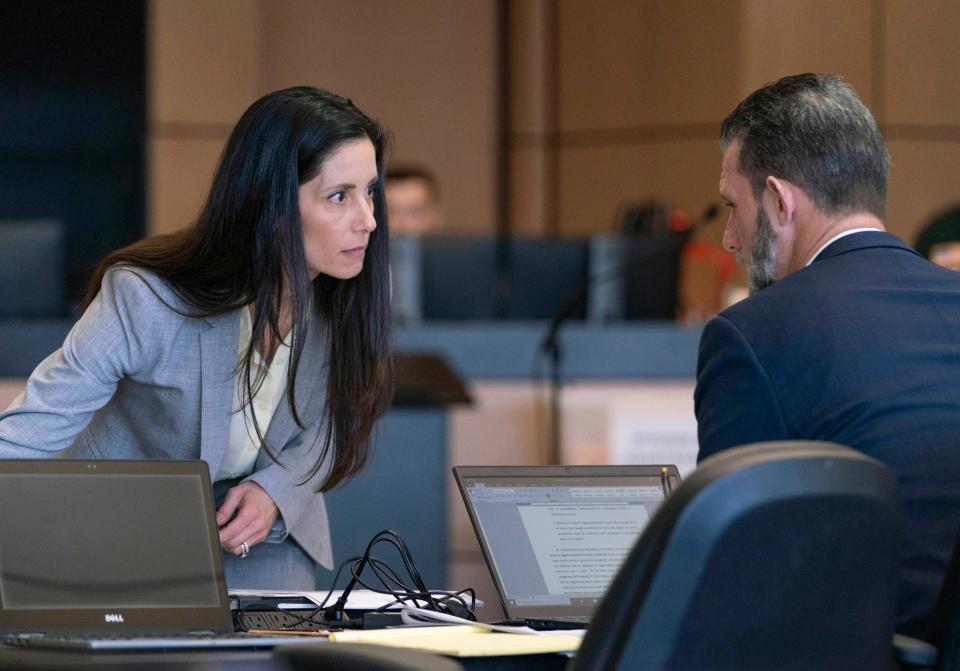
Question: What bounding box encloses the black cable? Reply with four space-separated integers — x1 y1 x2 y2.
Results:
319 529 478 624
376 534 435 607
371 540 441 613
316 554 363 608
234 530 482 632
363 533 433 608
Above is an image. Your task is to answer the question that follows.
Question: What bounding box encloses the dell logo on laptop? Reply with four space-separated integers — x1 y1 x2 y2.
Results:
104 614 125 623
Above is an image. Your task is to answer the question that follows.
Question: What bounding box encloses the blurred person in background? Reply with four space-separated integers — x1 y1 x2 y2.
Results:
914 205 960 271
385 164 443 235
0 86 395 589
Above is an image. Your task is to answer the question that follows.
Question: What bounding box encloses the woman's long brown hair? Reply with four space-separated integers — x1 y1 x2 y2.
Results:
83 87 394 491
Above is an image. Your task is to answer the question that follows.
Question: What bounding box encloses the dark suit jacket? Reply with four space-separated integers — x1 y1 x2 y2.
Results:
695 230 960 637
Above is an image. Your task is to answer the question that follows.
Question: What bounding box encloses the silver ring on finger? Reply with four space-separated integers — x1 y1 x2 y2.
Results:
240 541 250 559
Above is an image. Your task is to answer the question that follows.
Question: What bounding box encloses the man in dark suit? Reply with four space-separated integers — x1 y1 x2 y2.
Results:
694 73 960 637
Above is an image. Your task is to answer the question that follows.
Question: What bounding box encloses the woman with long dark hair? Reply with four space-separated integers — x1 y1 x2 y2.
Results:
0 87 394 588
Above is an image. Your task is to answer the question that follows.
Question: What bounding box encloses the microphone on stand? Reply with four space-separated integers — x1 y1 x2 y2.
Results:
537 203 721 465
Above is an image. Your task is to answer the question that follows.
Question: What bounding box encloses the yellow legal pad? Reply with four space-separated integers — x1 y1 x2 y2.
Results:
328 625 582 657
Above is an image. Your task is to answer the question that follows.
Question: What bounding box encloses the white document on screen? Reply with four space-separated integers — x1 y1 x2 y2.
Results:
518 502 650 595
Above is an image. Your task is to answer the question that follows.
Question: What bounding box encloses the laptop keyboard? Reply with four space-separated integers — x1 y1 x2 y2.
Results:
497 616 589 631
1 632 307 650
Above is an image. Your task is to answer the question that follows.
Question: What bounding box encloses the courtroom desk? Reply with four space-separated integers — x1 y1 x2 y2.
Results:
0 319 703 380
0 646 569 671
394 321 702 379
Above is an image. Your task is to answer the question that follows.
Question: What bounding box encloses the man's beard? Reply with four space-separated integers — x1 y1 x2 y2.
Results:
736 207 779 294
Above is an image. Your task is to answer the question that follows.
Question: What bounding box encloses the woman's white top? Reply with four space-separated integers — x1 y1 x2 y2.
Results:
216 306 291 481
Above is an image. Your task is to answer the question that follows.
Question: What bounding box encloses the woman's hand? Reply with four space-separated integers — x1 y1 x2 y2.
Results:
216 481 280 556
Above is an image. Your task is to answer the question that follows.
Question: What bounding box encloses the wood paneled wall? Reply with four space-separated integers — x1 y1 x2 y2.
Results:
511 0 960 247
147 0 498 237
150 1 960 246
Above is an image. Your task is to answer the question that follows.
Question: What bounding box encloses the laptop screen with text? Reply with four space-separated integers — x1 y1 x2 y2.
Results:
454 465 680 622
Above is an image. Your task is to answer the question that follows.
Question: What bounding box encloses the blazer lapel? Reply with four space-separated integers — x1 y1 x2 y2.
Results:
199 310 242 479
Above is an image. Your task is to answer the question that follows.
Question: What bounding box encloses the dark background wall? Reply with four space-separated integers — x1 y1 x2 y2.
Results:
0 0 145 307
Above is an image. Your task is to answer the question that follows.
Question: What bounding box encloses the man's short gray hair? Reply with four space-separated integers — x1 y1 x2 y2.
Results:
720 73 889 218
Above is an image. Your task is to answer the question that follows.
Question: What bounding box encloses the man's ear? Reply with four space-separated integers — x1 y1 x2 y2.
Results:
764 176 797 228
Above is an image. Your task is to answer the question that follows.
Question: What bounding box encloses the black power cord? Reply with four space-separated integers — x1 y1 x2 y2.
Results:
234 529 476 632
322 529 477 626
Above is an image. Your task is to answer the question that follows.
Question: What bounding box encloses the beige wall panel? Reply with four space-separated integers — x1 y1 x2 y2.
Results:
558 0 741 130
148 137 226 235
557 0 648 131
508 148 549 236
885 0 960 125
149 0 262 124
447 383 547 554
886 140 960 243
509 0 549 135
557 139 725 237
739 0 874 105
261 0 499 236
557 143 650 236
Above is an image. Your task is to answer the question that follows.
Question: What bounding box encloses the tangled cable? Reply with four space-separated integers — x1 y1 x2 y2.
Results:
235 529 476 631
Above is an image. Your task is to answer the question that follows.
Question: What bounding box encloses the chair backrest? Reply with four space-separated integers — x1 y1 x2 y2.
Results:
421 236 499 320
419 235 589 321
621 233 682 320
390 234 423 324
570 441 901 671
923 531 960 670
0 219 65 317
507 237 588 319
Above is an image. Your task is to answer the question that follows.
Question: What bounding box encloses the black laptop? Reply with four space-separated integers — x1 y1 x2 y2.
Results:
0 459 310 650
454 464 680 630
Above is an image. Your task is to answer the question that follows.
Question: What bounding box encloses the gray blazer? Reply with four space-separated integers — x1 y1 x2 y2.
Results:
0 267 333 568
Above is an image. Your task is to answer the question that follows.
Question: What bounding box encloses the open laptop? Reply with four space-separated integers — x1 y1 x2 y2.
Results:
0 459 311 650
454 464 680 630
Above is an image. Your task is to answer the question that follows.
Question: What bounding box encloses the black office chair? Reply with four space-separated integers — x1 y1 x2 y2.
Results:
0 219 71 377
276 641 465 671
895 533 960 670
0 219 65 318
570 441 901 671
421 236 499 319
507 237 588 319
